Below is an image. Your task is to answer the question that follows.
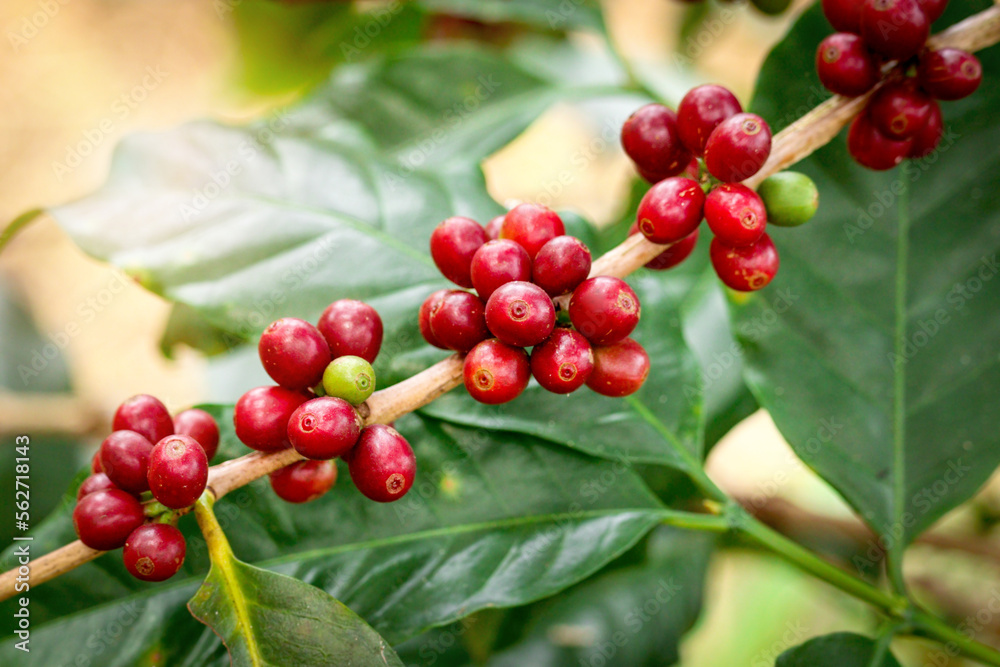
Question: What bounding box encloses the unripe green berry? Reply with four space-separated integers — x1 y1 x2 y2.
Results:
322 356 375 405
757 171 819 227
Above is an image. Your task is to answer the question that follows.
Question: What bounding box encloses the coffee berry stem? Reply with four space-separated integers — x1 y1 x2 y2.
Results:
3 14 1000 663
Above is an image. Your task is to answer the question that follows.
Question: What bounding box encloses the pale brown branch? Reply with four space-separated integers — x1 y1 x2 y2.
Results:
3 6 999 604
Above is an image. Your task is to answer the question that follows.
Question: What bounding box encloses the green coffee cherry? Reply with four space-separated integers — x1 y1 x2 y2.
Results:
750 0 794 16
322 356 375 405
757 171 819 227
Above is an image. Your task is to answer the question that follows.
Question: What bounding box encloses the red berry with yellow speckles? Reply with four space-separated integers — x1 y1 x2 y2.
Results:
123 524 186 582
816 33 881 97
586 338 650 398
77 473 118 501
847 112 913 170
348 424 416 503
234 386 311 452
73 488 145 551
173 408 220 461
532 236 592 296
288 397 363 460
463 339 531 405
147 435 208 509
500 204 565 259
318 299 383 364
909 100 943 158
704 113 772 183
823 0 863 33
635 177 705 244
113 394 173 446
428 290 490 353
568 276 641 346
705 183 767 247
430 216 488 288
621 104 694 179
677 85 743 157
419 289 450 350
530 328 594 394
100 430 154 495
710 233 780 292
470 239 532 300
860 0 929 61
485 281 555 348
869 79 933 140
918 48 982 101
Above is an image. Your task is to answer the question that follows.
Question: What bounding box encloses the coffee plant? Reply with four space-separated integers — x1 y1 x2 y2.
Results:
1 0 999 665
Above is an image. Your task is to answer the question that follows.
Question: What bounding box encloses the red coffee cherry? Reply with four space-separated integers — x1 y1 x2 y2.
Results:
822 0 863 33
113 394 173 446
428 290 490 352
463 339 531 404
635 177 706 244
317 299 383 364
568 276 641 346
628 224 700 271
860 0 929 61
288 397 363 460
709 234 780 292
147 435 208 509
73 488 145 551
484 215 504 240
909 100 943 158
91 451 103 474
530 328 595 394
269 460 337 504
123 524 187 582
704 113 772 183
172 408 220 461
868 79 933 140
470 239 532 300
586 338 651 398
532 236 592 296
234 386 310 452
704 183 768 247
485 281 556 348
676 84 743 157
100 430 154 495
419 289 450 350
258 317 331 390
918 48 983 100
430 216 488 288
500 204 566 258
77 473 118 501
621 104 693 178
847 112 913 170
816 33 881 97
348 424 416 503
916 0 947 22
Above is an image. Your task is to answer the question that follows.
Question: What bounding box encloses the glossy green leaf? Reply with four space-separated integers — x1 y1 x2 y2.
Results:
777 632 902 667
741 0 1000 555
189 498 402 667
0 413 673 664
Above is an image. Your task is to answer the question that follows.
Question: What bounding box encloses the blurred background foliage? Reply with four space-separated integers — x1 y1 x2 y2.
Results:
1 1 999 665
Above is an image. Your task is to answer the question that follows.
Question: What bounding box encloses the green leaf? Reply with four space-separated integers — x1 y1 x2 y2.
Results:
189 497 402 667
776 632 902 667
741 0 1000 555
0 414 675 664
484 528 714 667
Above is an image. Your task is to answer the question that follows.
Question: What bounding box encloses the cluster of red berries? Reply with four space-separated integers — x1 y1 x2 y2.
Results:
74 395 219 582
234 300 417 505
421 206 651 402
621 85 817 292
816 0 982 169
